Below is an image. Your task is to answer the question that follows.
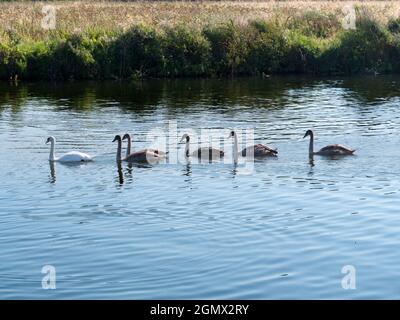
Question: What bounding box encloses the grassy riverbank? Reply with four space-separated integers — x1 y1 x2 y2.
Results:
1 1 400 80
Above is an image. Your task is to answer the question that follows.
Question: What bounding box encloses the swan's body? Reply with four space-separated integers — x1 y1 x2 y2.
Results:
240 143 277 157
180 134 224 160
228 131 277 163
122 133 167 158
55 151 93 162
303 130 355 157
191 147 225 159
114 135 162 163
46 136 93 162
314 144 355 156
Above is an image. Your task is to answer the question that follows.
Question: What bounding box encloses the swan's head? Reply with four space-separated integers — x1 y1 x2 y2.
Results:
112 135 122 143
122 133 131 141
303 130 313 139
227 130 236 139
46 136 55 144
179 134 190 143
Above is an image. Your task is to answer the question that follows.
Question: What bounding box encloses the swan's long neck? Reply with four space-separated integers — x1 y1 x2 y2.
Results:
49 140 56 161
116 140 122 161
309 132 314 156
233 134 239 164
126 136 131 158
185 140 190 158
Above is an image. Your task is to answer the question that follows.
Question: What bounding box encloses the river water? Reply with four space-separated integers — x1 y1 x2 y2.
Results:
0 76 399 299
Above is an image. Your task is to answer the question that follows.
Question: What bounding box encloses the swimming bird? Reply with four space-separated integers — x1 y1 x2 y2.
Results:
122 133 167 158
113 135 162 163
228 130 278 158
303 129 355 157
46 136 93 162
180 134 224 160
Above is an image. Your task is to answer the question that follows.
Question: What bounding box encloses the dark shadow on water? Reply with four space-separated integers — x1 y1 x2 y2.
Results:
48 161 56 184
115 161 154 186
124 162 134 184
116 161 124 186
307 155 315 176
308 155 315 167
0 83 28 113
231 163 239 177
182 163 192 177
2 75 400 115
341 75 400 103
180 163 193 188
48 160 93 183
318 154 356 161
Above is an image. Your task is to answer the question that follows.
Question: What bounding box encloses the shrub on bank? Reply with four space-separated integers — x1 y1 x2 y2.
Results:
246 20 288 75
322 15 395 74
203 21 250 76
1 14 400 81
282 32 323 74
163 25 211 77
110 24 164 79
0 43 26 80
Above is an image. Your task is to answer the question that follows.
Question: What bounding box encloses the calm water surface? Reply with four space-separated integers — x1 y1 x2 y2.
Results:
1 76 400 299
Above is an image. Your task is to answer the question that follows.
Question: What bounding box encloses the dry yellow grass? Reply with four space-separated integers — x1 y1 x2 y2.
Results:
1 1 400 41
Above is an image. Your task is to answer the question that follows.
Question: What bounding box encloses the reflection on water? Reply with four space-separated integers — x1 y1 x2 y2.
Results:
116 162 124 186
3 75 400 113
1 76 400 299
308 155 315 168
48 161 56 184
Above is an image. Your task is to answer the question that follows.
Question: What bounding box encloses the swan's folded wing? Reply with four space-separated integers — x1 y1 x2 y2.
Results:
192 147 224 159
256 144 278 154
147 148 168 157
317 144 355 155
242 144 278 156
125 149 162 163
59 151 93 162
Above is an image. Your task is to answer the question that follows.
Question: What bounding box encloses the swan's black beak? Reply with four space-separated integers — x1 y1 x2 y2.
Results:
112 136 118 142
303 132 308 139
179 135 189 143
45 138 50 144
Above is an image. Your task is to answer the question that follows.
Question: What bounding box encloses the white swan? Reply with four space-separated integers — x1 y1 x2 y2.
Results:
46 136 93 162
